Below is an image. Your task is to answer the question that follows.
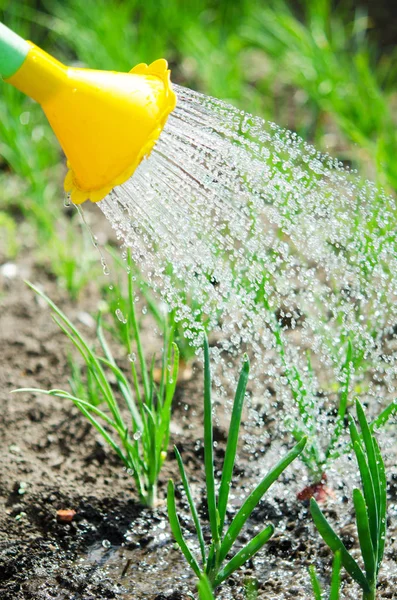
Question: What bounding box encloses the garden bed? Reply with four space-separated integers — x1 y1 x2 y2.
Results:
0 255 397 600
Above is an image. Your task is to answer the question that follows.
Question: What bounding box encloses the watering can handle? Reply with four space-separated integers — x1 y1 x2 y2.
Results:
0 22 29 79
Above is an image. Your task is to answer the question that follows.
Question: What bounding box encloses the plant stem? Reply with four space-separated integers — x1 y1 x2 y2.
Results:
145 483 157 509
363 587 376 600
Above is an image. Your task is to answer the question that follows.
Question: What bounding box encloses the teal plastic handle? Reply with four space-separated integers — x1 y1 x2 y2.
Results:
0 22 29 79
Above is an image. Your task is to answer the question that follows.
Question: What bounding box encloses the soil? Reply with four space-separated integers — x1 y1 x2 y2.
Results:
1 246 397 600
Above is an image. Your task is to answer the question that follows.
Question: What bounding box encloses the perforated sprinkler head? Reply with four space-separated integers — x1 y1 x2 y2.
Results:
0 22 177 204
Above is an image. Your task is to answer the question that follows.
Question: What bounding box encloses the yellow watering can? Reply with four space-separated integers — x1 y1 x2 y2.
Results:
0 22 177 203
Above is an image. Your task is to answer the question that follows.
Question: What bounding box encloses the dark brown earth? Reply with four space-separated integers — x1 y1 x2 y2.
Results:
1 246 397 600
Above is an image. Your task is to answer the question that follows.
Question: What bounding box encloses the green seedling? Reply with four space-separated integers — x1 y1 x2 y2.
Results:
15 281 179 507
309 551 342 600
266 297 397 486
104 246 209 365
0 211 19 258
167 336 306 590
310 400 387 600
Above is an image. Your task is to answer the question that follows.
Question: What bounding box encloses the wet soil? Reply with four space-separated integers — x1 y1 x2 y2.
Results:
1 251 397 600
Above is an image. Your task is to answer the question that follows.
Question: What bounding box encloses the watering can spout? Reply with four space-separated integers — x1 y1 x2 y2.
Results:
0 22 177 204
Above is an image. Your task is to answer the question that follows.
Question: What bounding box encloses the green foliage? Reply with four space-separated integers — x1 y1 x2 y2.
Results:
44 216 102 301
1 1 396 312
310 400 388 600
244 577 259 600
103 248 207 365
14 281 179 507
267 305 397 482
0 211 19 258
167 336 306 589
309 551 342 600
243 0 397 190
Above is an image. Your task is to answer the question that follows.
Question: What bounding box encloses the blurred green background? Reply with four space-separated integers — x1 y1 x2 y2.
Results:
0 0 396 298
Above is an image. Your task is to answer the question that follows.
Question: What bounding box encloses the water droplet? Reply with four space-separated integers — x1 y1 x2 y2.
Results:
101 258 110 276
115 309 127 323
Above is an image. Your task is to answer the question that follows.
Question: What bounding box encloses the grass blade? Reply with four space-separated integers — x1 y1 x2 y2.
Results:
167 480 201 578
50 313 125 430
326 340 352 461
14 388 118 428
214 524 274 587
308 565 323 600
203 336 220 545
96 316 143 429
127 252 150 402
351 438 378 554
356 401 381 525
373 437 387 570
218 355 249 533
370 400 397 431
219 437 306 563
156 342 179 466
353 488 375 586
97 356 142 428
174 446 206 567
330 551 341 600
310 498 369 592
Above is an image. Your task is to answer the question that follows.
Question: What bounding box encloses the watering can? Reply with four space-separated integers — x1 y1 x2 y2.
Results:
0 22 177 203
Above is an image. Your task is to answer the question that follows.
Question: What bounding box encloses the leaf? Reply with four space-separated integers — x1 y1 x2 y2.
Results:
167 480 201 578
218 355 249 533
96 316 143 428
203 335 219 545
326 339 352 461
310 498 370 592
373 437 387 571
214 524 274 587
219 436 306 563
97 356 142 428
174 446 206 567
353 488 375 586
351 439 378 554
308 565 323 600
127 251 150 402
356 401 380 502
157 342 179 467
49 313 124 430
370 400 397 431
330 551 342 600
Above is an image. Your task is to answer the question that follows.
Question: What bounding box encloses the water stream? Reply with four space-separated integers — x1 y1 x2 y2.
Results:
96 84 396 461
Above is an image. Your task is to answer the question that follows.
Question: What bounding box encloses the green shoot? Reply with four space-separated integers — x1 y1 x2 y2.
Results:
268 303 396 485
309 551 342 600
14 281 179 507
105 245 209 365
310 400 388 600
167 336 306 590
